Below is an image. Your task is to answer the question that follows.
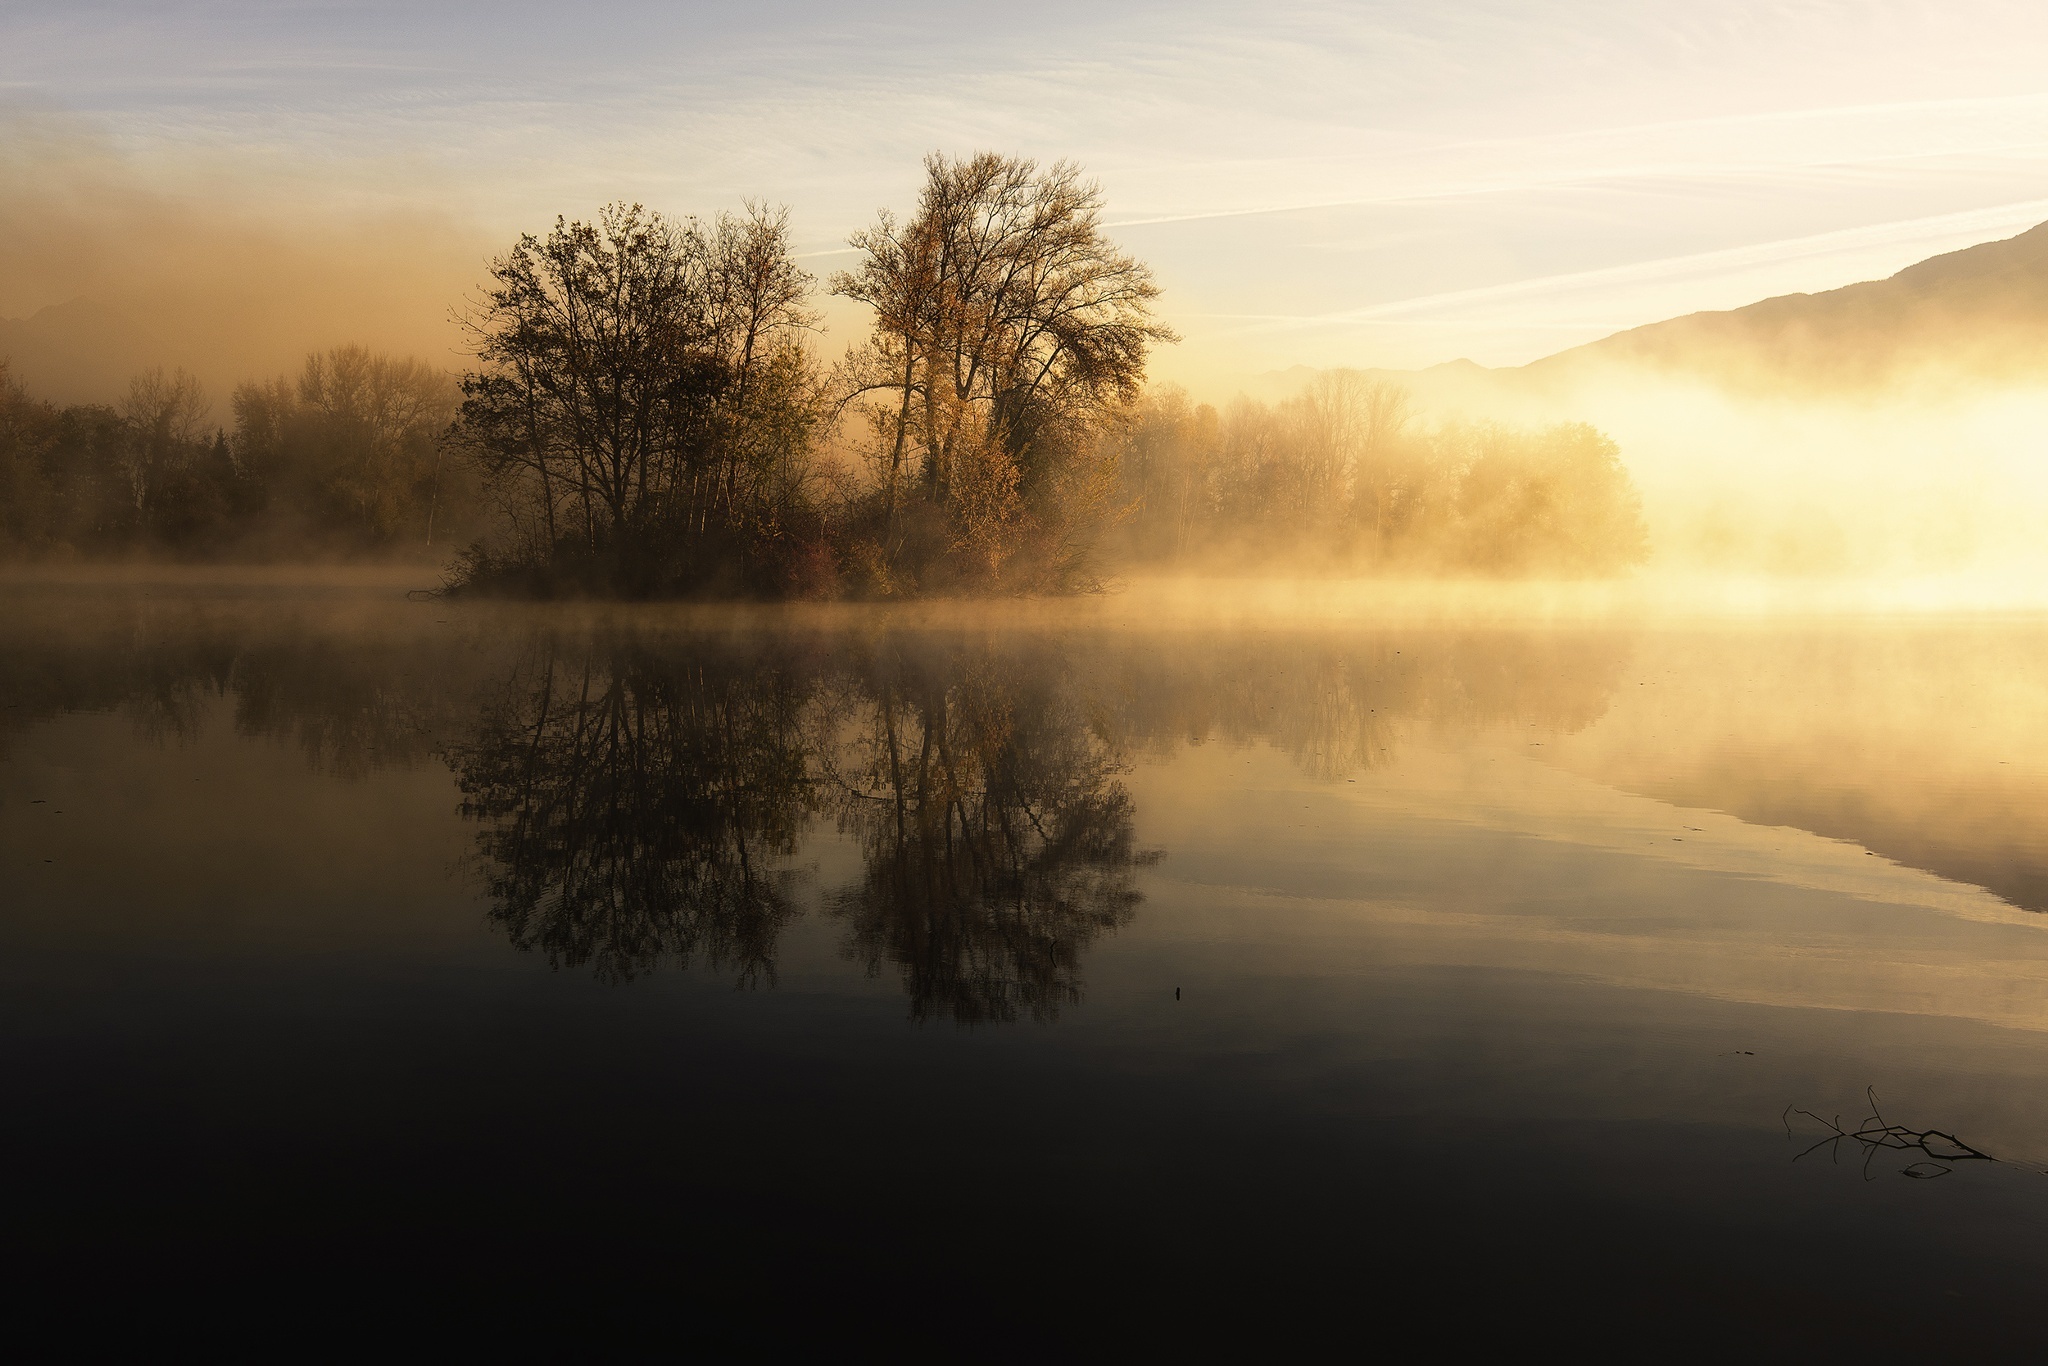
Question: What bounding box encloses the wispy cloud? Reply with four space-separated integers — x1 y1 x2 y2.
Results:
1239 199 2048 335
8 0 2048 374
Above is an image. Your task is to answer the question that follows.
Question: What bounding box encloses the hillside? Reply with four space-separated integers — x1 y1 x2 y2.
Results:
1242 220 2048 405
0 299 179 406
1522 220 2048 392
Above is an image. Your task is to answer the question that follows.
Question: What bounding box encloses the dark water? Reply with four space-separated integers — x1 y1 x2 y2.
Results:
7 584 2048 1354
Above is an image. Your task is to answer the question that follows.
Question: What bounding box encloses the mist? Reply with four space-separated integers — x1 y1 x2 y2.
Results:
6 119 2048 604
0 113 488 405
1387 366 2048 586
20 9 2048 1354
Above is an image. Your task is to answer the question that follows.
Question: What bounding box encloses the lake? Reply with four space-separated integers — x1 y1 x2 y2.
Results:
7 576 2048 1354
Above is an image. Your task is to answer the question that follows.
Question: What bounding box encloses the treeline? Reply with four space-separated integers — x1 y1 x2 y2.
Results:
0 347 476 559
2 150 1652 587
1106 376 1649 574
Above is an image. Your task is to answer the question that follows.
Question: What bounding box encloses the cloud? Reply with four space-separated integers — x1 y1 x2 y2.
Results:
1229 199 2048 337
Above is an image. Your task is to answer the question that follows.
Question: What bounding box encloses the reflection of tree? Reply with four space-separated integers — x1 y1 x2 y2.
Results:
0 604 1639 1007
1101 630 1633 778
820 649 1155 1024
441 634 1154 1013
447 640 815 984
232 633 451 778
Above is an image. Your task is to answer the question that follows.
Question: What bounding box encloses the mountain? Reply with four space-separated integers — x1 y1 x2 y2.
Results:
1249 220 2048 404
1523 221 2048 393
0 298 177 406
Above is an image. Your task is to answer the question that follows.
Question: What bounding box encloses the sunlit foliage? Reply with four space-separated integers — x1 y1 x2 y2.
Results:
831 152 1177 594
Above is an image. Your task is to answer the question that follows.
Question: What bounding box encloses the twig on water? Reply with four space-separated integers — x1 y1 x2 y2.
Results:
1782 1087 1995 1181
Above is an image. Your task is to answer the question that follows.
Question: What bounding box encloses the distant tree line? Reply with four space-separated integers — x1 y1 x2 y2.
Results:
0 347 473 559
2 150 1651 586
1104 375 1649 575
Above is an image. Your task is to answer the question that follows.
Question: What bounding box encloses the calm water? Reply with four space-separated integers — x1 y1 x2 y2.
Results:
7 582 2048 1353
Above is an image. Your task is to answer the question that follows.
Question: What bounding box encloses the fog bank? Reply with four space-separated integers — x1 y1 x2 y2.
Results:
0 114 490 405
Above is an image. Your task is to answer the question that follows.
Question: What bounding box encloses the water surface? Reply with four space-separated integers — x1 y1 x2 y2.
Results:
6 583 2048 1352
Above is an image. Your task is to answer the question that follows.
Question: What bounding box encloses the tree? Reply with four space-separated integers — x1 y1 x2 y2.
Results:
1453 422 1649 574
118 366 208 521
702 204 827 547
457 204 715 566
1100 380 1646 576
230 347 461 546
295 346 458 541
1104 385 1220 562
818 642 1154 1022
451 201 827 594
834 153 1176 590
0 361 57 552
1352 379 1413 545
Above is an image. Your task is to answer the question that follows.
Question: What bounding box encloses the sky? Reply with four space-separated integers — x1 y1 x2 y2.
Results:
7 0 2048 386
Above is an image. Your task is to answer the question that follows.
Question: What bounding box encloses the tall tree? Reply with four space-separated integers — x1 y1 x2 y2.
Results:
118 366 209 520
834 153 1175 588
452 201 826 593
230 347 460 545
457 203 716 561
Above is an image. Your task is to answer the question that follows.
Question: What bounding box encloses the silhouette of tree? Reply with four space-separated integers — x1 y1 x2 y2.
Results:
451 202 828 595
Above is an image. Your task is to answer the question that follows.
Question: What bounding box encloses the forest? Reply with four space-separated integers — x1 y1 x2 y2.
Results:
0 152 1650 592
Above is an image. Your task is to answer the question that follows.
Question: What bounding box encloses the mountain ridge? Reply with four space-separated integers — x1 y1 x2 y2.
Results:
1522 219 2048 390
1248 219 2048 402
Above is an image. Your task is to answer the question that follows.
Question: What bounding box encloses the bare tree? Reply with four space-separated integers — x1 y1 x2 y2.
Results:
297 346 457 540
1353 379 1413 545
834 207 942 545
119 366 208 517
701 204 828 550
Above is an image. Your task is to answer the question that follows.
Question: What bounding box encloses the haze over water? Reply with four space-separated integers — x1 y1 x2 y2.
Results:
7 575 2048 1351
10 1 2048 1351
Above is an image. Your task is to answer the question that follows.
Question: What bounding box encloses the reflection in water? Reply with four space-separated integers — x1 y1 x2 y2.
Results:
440 635 1158 1017
1786 1088 1998 1180
16 595 2048 1351
0 602 1641 1016
232 632 454 780
448 641 814 985
434 629 1632 1013
818 647 1155 1023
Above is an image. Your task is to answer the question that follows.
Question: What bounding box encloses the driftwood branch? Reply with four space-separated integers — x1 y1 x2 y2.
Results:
1783 1086 1994 1180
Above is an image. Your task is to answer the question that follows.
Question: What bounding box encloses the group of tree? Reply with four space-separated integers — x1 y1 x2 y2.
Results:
0 347 469 559
1104 374 1649 575
449 153 1172 597
2 149 1652 585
